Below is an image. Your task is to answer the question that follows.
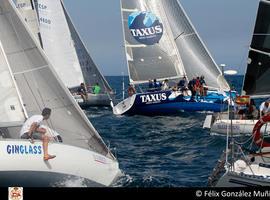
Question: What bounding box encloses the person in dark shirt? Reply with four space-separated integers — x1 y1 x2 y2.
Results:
188 77 196 100
77 83 88 102
199 76 207 97
127 84 136 97
153 79 161 91
178 76 188 95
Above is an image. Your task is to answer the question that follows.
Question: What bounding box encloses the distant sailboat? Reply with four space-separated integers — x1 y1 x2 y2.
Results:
15 0 114 108
112 0 233 115
208 0 270 187
0 0 120 186
204 0 270 136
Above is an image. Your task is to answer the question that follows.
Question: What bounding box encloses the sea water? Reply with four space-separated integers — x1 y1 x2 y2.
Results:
83 75 244 187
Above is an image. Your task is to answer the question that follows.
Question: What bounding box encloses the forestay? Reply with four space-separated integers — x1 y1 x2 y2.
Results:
0 0 114 159
243 0 270 97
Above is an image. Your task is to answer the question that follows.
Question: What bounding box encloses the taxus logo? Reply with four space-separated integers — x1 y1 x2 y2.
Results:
128 11 163 45
140 93 167 103
6 145 42 155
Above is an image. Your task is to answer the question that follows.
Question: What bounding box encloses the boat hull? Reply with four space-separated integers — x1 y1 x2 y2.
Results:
206 115 270 136
74 93 111 108
113 90 228 115
0 140 121 187
216 171 270 187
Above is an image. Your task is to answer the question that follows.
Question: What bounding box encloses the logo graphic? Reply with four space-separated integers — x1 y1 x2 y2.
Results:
128 11 163 45
9 187 23 200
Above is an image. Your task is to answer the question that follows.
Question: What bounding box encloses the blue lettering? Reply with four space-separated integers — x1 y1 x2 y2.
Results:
33 146 37 154
14 145 19 154
7 145 11 154
38 146 42 154
28 146 33 154
6 145 42 155
19 145 24 154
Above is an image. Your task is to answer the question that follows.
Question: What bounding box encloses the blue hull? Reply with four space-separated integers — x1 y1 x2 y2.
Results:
124 90 230 115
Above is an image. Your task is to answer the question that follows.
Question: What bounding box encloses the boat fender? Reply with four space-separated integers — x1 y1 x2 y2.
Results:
252 114 270 147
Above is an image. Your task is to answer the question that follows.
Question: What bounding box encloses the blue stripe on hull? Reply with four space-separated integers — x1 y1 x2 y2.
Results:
126 101 227 115
124 90 229 115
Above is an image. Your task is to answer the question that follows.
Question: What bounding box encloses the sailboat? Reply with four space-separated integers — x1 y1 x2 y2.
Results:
15 0 114 108
208 0 270 187
0 0 120 186
204 0 270 136
112 0 233 116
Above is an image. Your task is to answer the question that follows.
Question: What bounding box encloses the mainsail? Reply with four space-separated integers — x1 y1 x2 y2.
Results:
34 0 84 89
243 0 270 97
0 41 26 126
61 1 113 93
120 0 229 90
25 0 113 93
13 0 41 44
0 0 114 159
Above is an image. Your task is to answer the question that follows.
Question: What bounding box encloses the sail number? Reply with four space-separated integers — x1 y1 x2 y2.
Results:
16 3 27 9
37 3 47 10
39 17 51 25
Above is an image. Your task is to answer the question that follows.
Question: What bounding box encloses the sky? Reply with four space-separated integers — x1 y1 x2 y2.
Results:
64 0 260 76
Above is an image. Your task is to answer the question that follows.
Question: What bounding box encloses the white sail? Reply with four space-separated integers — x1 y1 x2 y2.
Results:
0 0 115 159
121 0 186 84
13 0 40 43
120 0 230 90
34 0 84 89
0 41 26 126
61 1 113 93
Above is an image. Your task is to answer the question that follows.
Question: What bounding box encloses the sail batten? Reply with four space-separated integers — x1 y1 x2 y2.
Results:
243 0 270 96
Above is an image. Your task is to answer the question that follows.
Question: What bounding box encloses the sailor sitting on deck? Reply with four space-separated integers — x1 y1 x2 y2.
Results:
161 79 170 90
127 83 136 97
177 76 188 96
77 83 88 102
92 82 101 94
259 100 270 118
20 108 56 161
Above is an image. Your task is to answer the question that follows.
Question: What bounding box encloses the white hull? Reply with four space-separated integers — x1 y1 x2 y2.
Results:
74 93 111 107
0 139 121 187
204 114 270 136
112 95 136 115
216 171 270 187
215 148 270 187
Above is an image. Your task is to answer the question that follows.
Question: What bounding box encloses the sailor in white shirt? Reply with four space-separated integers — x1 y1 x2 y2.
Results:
20 108 56 161
259 101 270 117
